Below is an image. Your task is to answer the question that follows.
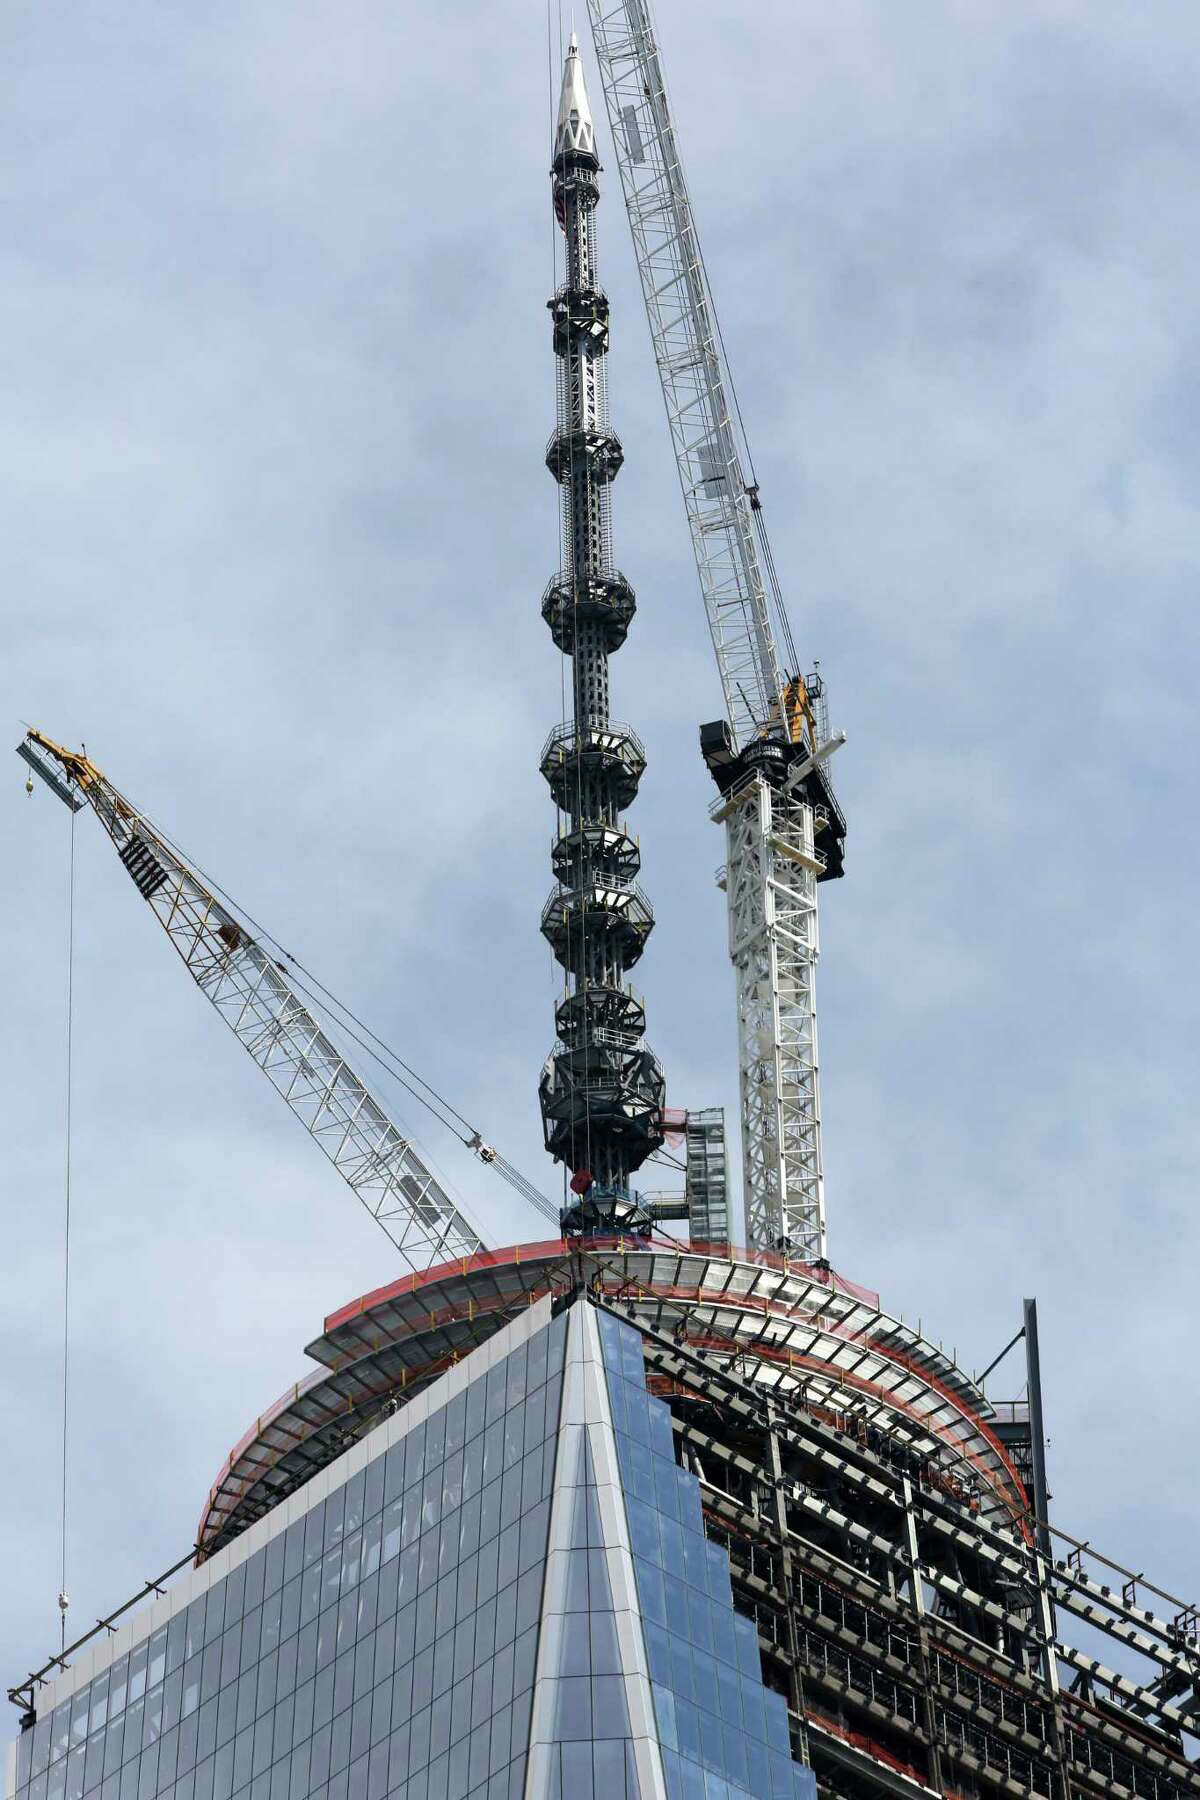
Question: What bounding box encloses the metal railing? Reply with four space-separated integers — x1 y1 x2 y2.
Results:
540 880 655 931
540 718 646 765
544 423 624 461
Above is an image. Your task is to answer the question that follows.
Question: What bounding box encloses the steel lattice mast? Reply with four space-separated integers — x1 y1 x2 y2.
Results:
21 730 486 1270
537 38 665 1224
585 0 846 1262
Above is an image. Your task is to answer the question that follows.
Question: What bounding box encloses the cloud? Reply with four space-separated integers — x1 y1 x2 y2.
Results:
3 0 1198 1697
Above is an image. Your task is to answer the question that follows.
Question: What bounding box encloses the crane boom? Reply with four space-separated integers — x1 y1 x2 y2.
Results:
22 730 487 1271
587 0 845 1261
585 0 785 752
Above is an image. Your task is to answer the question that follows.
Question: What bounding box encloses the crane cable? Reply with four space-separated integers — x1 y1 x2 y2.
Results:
58 806 76 1652
667 83 803 697
272 961 560 1230
100 787 562 1230
711 294 801 678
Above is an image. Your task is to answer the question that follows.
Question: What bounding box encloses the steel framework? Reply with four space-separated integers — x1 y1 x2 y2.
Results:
585 0 839 1258
537 37 665 1206
596 1290 1200 1800
581 2 783 748
717 771 824 1258
21 731 484 1271
19 1253 1199 1800
684 1105 728 1241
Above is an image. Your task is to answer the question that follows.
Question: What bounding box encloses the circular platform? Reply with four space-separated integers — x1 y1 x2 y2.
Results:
197 1240 1029 1559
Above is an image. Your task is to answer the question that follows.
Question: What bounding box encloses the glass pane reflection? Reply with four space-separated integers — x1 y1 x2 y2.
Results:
18 1316 567 1800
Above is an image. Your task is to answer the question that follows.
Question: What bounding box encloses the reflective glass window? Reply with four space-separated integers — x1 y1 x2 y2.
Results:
16 1314 565 1800
598 1308 817 1800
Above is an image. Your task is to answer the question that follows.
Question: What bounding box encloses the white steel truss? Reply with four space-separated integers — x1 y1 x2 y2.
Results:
587 0 829 1258
585 0 785 752
30 736 484 1271
717 776 824 1260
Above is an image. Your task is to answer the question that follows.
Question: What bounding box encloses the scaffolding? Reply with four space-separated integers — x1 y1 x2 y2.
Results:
685 1106 728 1242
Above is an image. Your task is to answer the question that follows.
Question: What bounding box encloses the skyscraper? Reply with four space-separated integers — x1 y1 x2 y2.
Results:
8 31 1200 1800
6 1291 818 1800
13 1227 1199 1798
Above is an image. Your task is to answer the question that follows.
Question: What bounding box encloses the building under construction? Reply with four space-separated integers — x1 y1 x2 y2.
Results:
8 8 1200 1800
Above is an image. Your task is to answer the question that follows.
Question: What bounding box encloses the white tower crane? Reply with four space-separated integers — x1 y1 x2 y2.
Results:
584 1 846 1261
19 729 561 1267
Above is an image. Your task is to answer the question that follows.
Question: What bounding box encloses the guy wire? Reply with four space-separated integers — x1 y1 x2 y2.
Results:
59 803 77 1651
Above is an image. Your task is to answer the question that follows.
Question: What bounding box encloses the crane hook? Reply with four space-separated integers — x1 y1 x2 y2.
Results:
25 772 34 795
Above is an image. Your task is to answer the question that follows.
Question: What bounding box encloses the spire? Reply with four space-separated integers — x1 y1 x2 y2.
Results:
538 28 664 1229
554 33 596 161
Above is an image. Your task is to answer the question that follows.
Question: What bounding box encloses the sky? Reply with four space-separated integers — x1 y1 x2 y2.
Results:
3 0 1200 1720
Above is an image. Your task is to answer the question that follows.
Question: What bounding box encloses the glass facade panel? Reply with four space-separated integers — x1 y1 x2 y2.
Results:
14 1310 567 1800
10 1294 819 1800
597 1308 817 1800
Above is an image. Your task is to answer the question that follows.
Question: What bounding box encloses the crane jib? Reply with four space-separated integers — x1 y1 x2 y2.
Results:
16 739 84 811
585 2 846 1263
17 730 491 1271
586 0 786 751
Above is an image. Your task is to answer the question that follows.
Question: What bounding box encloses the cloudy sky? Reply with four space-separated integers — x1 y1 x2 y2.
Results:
4 0 1199 1708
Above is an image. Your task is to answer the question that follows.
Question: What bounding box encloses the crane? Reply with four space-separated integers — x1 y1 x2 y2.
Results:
18 729 560 1267
585 0 846 1262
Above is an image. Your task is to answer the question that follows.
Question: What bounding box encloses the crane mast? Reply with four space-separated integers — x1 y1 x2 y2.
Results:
585 0 846 1261
21 730 486 1271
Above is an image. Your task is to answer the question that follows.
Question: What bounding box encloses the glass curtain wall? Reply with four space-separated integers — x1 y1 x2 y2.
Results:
11 1296 817 1800
598 1309 817 1800
12 1313 568 1800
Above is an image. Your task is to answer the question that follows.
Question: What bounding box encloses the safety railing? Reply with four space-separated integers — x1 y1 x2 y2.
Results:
540 718 646 765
